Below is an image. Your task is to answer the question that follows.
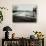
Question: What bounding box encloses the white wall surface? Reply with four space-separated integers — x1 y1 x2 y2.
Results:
0 0 46 46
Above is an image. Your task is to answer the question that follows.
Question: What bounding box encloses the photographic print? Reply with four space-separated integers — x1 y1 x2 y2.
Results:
12 4 37 22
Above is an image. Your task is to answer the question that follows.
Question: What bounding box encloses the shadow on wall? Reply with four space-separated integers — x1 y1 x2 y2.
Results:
44 38 46 46
0 39 2 46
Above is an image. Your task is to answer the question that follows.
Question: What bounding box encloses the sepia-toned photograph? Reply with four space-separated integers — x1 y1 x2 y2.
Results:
12 4 37 22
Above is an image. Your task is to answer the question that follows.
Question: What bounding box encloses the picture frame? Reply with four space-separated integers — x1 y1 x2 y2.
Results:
12 4 37 22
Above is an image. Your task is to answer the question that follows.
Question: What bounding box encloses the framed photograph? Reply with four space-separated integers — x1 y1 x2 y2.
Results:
12 4 37 22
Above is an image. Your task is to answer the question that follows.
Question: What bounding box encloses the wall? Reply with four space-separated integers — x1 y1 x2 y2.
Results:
0 0 46 46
